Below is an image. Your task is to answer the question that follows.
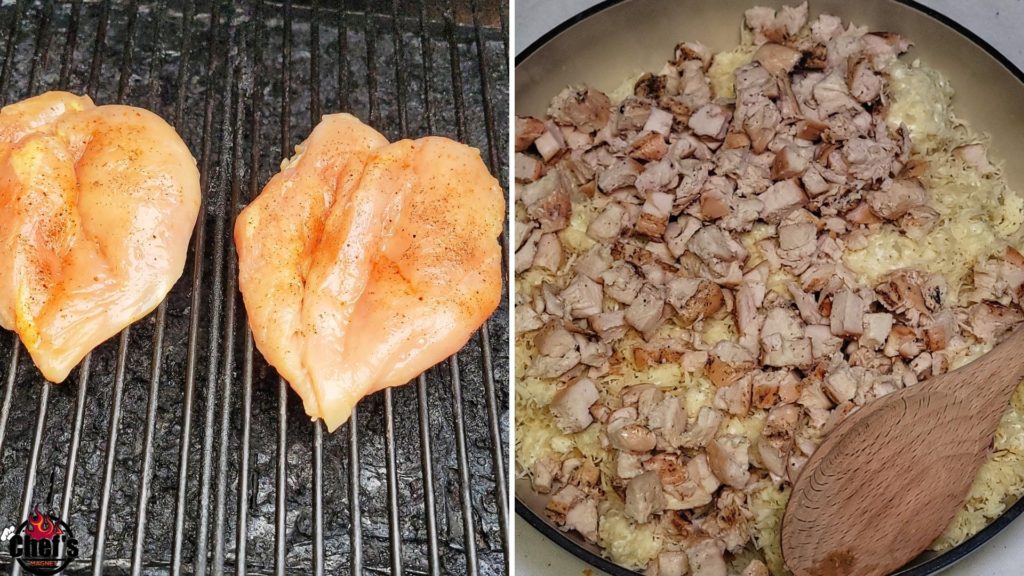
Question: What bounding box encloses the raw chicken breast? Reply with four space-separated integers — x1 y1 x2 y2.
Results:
236 114 504 431
0 92 201 382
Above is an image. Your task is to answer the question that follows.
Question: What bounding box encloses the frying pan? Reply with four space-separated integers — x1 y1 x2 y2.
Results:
514 0 1024 574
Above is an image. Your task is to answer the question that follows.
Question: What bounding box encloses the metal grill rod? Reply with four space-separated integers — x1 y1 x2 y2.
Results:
414 3 442 574
130 5 176 573
91 4 142 569
275 3 293 575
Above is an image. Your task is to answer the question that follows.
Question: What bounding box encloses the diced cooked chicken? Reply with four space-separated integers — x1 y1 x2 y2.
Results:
667 278 725 327
688 225 748 266
521 170 571 232
847 58 882 103
598 157 643 192
675 406 724 449
590 311 628 341
714 374 753 416
966 302 1024 341
534 126 564 162
753 43 801 76
708 341 757 387
626 284 667 337
548 85 612 133
649 396 688 447
560 275 604 318
707 435 751 489
602 263 644 304
630 131 669 161
625 471 666 523
564 497 599 542
665 216 703 258
522 235 555 275
650 551 690 576
761 307 813 367
954 143 996 176
515 152 545 183
755 403 800 477
688 104 732 139
876 269 942 324
830 289 865 337
924 309 957 351
686 539 728 576
867 178 929 220
516 116 546 151
587 202 629 243
772 145 809 180
823 362 858 403
637 192 676 237
759 179 807 223
900 205 940 239
860 312 894 350
549 378 599 433
813 72 861 116
610 422 658 453
884 325 924 359
742 560 770 576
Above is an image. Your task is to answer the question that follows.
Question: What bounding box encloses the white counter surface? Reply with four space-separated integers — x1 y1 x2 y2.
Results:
514 1 1024 574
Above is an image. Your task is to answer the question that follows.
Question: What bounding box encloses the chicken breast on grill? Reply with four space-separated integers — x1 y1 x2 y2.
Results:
0 91 200 382
236 113 504 431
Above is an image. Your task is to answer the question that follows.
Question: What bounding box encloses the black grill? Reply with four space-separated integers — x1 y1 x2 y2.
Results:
0 1 509 574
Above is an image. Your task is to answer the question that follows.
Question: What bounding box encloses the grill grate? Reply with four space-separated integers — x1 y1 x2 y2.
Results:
0 1 510 575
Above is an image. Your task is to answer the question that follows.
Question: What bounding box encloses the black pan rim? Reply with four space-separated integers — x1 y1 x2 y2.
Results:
514 0 1024 574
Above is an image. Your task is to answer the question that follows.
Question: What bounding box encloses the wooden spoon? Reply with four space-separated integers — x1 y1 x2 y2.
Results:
781 326 1024 576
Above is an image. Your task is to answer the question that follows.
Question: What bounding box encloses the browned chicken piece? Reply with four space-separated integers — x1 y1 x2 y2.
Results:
629 131 668 161
686 538 728 576
924 309 958 350
753 43 802 75
761 307 813 367
532 234 563 273
649 551 690 576
590 310 628 341
813 72 861 116
830 289 866 336
549 378 600 433
772 145 810 180
548 85 612 133
560 275 604 318
847 58 882 103
625 471 666 523
637 191 676 237
876 268 943 324
823 362 858 403
744 2 807 45
598 157 643 192
884 324 925 359
759 179 808 222
521 170 571 232
668 278 725 327
900 205 940 239
708 341 758 387
714 373 753 416
587 202 629 243
966 302 1024 341
515 152 545 182
860 312 894 350
743 560 770 576
534 125 564 162
626 284 668 337
867 178 929 220
610 422 658 453
953 143 997 175
676 407 724 449
688 104 732 139
515 116 545 151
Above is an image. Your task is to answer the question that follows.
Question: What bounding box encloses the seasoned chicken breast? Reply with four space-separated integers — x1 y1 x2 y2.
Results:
0 92 201 382
236 113 504 431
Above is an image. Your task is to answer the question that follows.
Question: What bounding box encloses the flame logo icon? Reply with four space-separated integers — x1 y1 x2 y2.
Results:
24 508 62 542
